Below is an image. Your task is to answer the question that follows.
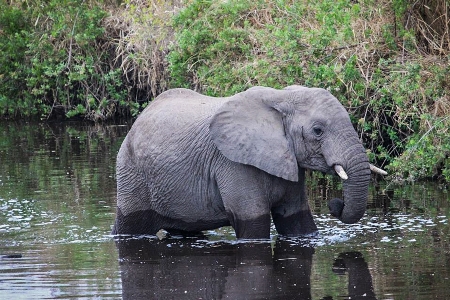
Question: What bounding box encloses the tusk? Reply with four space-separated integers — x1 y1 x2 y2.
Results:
334 165 348 180
370 164 388 175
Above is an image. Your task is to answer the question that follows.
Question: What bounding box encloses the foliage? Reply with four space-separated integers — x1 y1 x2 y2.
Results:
103 0 180 103
0 2 32 115
168 0 450 183
0 0 449 182
0 0 131 119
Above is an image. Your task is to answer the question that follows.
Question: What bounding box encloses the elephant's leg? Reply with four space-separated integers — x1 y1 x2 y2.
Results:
271 169 318 237
216 166 272 239
271 204 317 237
226 209 271 239
113 207 162 235
113 162 165 235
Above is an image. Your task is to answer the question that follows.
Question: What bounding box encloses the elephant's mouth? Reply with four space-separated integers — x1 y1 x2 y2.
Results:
298 156 331 174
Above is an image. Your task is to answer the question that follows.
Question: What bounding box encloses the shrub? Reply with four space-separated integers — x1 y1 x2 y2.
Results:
0 1 32 115
168 0 450 182
102 0 182 112
0 0 132 119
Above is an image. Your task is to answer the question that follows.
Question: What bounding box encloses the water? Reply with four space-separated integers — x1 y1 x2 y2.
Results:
0 121 449 299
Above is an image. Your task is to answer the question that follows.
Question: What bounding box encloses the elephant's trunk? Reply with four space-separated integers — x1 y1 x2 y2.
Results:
340 153 371 223
327 142 371 224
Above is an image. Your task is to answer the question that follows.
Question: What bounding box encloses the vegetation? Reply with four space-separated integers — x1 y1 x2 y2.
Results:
0 0 177 120
0 0 449 182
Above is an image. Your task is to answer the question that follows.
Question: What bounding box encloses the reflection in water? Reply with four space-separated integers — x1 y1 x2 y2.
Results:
116 238 376 300
0 121 129 299
368 188 393 213
0 122 131 244
331 252 376 300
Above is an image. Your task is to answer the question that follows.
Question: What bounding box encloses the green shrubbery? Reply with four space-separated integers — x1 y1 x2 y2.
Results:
0 3 32 115
0 0 449 182
0 0 132 120
168 0 450 182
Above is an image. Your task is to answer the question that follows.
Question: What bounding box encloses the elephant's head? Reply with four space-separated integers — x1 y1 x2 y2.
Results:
210 85 384 224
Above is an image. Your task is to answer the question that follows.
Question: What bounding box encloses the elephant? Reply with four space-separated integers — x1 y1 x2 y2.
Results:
112 86 386 239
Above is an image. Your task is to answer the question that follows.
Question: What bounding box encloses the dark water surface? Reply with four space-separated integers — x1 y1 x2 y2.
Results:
0 121 449 299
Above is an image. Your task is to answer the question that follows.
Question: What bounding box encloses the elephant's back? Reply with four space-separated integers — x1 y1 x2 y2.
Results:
121 88 227 163
129 89 225 136
143 88 227 120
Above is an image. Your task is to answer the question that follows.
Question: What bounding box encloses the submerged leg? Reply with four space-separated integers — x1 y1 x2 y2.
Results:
271 168 318 237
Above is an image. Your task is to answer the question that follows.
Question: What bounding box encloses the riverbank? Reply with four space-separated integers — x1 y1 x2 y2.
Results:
1 0 449 181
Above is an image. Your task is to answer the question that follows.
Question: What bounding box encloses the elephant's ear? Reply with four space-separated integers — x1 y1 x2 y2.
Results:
210 92 298 181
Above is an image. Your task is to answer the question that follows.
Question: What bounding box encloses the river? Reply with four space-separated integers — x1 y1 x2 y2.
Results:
0 121 449 299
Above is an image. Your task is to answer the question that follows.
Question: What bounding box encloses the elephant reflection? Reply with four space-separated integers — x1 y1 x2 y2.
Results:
116 238 376 300
326 252 377 300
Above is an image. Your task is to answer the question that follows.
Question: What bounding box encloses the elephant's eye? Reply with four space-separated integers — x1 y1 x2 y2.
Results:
313 126 323 137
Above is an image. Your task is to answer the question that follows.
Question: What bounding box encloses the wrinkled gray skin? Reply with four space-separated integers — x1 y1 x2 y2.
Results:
112 86 371 239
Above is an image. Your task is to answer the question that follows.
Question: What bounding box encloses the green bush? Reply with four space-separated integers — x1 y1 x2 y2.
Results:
0 2 32 115
168 0 450 182
169 0 362 95
0 0 134 120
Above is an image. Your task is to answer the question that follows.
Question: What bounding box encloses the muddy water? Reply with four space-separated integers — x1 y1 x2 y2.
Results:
0 121 449 299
